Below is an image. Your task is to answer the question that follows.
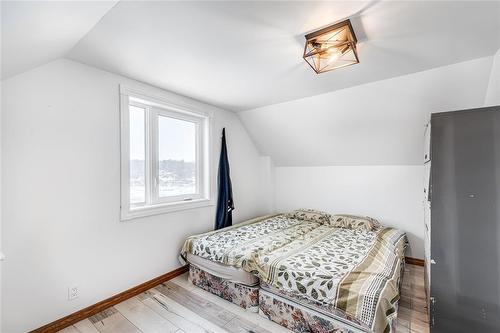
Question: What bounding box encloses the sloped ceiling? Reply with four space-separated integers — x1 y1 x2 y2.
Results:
238 57 494 166
1 1 117 80
2 1 499 111
66 1 500 111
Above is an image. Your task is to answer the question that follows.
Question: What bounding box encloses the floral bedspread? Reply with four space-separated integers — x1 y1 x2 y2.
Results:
180 214 322 269
180 214 407 333
250 225 407 333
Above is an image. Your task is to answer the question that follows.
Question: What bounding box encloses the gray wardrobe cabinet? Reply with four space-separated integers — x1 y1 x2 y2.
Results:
426 106 500 333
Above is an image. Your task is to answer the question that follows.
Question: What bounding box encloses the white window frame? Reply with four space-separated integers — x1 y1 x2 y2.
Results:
120 85 214 221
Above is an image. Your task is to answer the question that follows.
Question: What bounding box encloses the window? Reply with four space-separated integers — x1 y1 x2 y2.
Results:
120 86 213 220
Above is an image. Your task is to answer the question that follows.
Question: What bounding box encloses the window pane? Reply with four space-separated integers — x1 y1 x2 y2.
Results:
129 105 146 205
158 115 197 197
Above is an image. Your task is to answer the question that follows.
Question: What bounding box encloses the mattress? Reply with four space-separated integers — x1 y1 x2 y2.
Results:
187 253 258 286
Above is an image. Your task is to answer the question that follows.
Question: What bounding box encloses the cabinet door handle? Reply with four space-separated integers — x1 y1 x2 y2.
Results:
430 297 436 327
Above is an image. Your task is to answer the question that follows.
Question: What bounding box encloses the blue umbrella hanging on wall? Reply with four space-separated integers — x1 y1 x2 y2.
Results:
215 128 234 230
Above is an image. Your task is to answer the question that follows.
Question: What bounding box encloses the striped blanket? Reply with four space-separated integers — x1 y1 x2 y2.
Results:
249 225 407 333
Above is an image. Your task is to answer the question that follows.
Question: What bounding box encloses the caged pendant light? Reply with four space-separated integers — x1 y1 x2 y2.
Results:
303 19 359 74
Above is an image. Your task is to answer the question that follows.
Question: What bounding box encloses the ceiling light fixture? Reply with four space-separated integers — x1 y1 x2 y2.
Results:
303 19 359 74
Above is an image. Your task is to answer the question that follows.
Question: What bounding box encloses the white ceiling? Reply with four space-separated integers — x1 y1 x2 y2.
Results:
67 0 500 111
1 1 117 80
2 1 500 112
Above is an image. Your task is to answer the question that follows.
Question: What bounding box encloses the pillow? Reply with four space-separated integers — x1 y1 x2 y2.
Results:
285 208 331 223
328 214 379 231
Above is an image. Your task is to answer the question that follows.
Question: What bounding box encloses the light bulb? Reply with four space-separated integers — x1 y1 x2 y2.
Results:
327 48 341 63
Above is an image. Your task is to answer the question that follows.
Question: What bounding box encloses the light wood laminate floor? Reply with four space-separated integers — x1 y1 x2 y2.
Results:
58 264 428 333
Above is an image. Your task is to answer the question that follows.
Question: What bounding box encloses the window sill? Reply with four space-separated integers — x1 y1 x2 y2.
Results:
121 198 214 221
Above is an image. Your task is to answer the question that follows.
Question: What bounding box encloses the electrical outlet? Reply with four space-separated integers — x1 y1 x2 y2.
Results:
68 285 79 300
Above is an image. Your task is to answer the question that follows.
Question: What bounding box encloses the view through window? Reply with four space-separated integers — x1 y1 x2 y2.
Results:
157 115 197 198
121 88 211 219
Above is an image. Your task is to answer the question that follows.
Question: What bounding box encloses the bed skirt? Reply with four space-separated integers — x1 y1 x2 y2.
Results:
258 287 374 333
188 264 259 311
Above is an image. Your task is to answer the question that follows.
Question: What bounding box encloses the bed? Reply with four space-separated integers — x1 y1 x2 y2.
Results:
180 214 321 311
179 211 407 333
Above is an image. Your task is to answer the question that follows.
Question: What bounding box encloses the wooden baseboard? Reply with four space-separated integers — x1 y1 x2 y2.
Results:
28 257 424 332
405 256 425 266
30 265 188 333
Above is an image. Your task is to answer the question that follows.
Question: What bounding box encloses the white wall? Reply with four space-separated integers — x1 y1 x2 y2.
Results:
1 2 4 325
0 80 3 330
485 48 500 106
240 56 495 261
1 59 272 333
275 166 424 258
